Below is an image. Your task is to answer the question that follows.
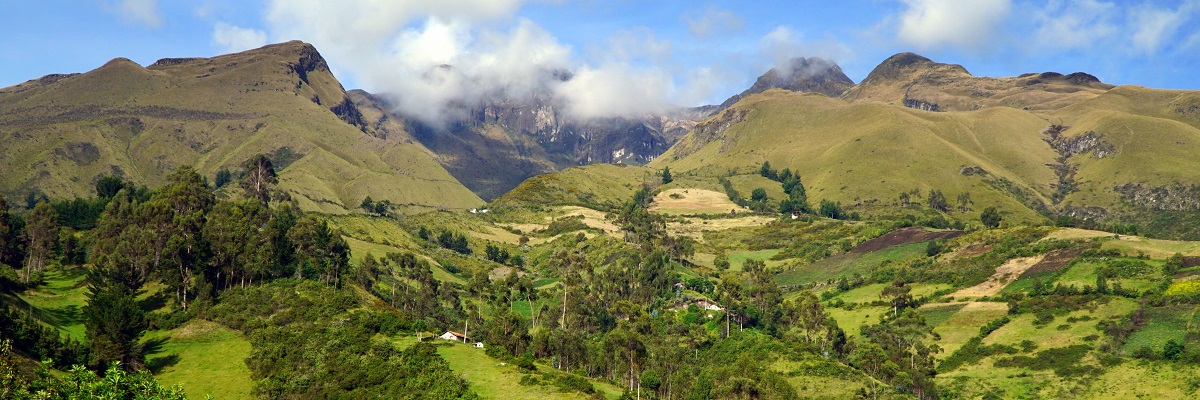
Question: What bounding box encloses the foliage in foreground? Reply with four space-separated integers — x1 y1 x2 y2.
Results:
1 339 186 400
210 280 477 399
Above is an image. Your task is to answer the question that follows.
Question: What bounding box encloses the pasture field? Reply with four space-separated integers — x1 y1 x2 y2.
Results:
16 267 90 340
437 341 621 399
144 320 254 399
775 241 928 285
649 188 742 215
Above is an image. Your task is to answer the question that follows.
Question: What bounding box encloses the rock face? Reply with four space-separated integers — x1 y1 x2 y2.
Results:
718 57 853 109
353 89 706 200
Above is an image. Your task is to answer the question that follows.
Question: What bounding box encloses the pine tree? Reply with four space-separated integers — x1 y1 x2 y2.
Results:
83 272 148 371
661 167 673 185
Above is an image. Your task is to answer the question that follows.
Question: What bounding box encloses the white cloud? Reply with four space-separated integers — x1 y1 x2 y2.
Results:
554 64 675 119
213 22 269 53
759 26 853 70
1031 0 1118 51
895 0 1012 51
1127 1 1199 55
260 0 704 122
117 0 163 27
686 9 744 38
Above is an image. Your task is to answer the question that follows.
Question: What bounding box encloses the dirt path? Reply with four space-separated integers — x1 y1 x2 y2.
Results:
952 254 1047 297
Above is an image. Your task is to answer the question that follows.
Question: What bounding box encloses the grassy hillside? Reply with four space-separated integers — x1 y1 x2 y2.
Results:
0 41 481 213
653 90 1055 225
490 163 656 213
651 69 1200 238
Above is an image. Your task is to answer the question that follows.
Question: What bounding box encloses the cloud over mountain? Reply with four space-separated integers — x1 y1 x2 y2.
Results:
895 0 1012 51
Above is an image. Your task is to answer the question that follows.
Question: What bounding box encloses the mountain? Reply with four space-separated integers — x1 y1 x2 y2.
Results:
842 52 1114 111
0 41 482 213
644 53 1200 239
717 57 854 109
349 89 705 200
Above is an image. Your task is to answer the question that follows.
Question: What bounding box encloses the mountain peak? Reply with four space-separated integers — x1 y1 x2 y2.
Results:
860 52 970 85
717 57 854 110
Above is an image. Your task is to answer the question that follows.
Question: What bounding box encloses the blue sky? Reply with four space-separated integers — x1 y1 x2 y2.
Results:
3 1 1199 117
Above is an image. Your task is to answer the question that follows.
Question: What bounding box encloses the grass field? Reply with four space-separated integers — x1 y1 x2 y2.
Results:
928 301 1009 357
1053 260 1160 294
984 298 1137 349
827 306 889 336
436 341 620 399
17 267 90 340
670 215 776 244
649 188 742 215
773 355 867 399
1047 228 1200 257
920 302 968 328
144 319 254 399
1121 305 1198 354
775 241 927 285
728 249 784 271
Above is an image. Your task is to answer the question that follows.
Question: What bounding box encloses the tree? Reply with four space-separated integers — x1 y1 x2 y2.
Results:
714 251 730 271
0 193 22 269
154 167 216 312
22 201 58 284
661 167 673 185
927 190 948 212
880 280 912 318
214 168 234 188
82 275 148 371
1164 338 1185 360
980 207 1002 228
241 154 278 204
818 200 842 219
956 192 973 212
360 196 376 214
95 174 126 198
751 188 768 202
287 216 350 286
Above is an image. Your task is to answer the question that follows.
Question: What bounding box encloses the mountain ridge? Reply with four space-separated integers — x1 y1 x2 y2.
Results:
0 40 482 213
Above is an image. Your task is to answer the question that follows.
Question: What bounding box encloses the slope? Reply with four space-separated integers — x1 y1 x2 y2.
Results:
0 41 481 213
648 53 1200 237
654 89 1057 224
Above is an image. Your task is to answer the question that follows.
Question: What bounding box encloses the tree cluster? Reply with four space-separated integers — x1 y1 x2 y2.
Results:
359 196 392 216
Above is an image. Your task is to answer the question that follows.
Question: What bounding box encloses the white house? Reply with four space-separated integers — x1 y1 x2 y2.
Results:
439 330 470 342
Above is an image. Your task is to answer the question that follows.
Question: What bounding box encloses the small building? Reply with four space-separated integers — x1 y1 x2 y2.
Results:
474 342 485 348
696 300 723 312
439 330 470 342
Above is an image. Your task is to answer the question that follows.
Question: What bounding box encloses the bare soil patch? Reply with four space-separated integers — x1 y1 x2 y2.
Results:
955 243 994 258
952 255 1047 297
853 227 963 253
1020 247 1085 277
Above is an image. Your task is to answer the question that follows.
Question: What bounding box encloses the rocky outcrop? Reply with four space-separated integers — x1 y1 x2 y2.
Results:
329 96 366 131
669 107 749 159
903 97 940 112
1115 183 1200 211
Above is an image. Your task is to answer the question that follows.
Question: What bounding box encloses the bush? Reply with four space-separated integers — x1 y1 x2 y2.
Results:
1164 339 1186 360
1131 345 1157 359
